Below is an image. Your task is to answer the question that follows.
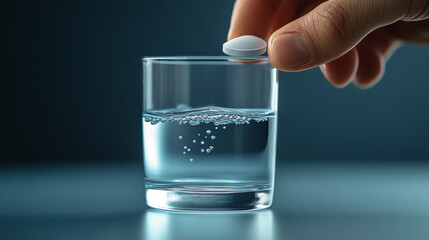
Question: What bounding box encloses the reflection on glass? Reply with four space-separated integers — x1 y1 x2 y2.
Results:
143 209 275 240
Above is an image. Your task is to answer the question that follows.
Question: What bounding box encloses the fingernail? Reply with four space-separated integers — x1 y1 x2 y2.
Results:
272 33 312 69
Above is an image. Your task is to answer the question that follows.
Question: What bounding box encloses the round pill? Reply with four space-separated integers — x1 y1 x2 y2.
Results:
223 35 267 57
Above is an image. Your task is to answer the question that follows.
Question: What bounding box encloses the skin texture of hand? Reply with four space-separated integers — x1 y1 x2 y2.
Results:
228 0 429 89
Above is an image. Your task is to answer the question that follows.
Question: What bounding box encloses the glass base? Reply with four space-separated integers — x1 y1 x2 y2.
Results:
145 184 272 211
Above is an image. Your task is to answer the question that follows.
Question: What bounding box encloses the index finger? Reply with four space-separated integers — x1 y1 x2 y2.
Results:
227 0 281 41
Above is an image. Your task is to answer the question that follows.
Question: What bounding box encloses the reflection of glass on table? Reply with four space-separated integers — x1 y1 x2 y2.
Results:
143 209 275 240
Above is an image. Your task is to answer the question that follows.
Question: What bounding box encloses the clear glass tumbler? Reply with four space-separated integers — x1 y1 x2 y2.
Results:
142 56 278 211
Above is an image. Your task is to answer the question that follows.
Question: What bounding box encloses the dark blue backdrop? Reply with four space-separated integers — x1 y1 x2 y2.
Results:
2 0 428 165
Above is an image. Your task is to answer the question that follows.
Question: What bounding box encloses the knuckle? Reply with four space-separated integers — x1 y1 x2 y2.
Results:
313 2 354 43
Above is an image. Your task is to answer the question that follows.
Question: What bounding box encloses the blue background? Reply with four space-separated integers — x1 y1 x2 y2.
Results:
2 2 429 239
2 0 429 165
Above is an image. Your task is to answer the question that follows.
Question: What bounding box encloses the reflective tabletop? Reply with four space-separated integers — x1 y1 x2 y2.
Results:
1 160 429 240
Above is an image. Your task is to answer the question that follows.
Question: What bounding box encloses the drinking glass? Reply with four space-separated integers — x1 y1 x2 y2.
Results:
142 56 278 211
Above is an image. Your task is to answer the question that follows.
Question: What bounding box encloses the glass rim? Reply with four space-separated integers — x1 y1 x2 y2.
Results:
142 56 271 65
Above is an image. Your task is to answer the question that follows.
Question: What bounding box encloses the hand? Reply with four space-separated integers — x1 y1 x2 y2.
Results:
228 0 429 88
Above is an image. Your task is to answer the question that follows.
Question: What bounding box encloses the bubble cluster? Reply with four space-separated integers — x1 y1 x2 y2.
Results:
178 129 217 162
145 106 274 163
143 106 272 126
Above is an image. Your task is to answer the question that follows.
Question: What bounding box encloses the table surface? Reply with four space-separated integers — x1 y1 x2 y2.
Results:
1 160 429 240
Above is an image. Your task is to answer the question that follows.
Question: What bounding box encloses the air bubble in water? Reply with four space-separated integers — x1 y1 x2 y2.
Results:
187 148 191 152
189 120 200 126
206 149 211 153
211 135 216 139
206 130 211 134
193 140 196 143
183 151 186 154
201 149 204 153
198 134 201 136
209 146 214 150
184 146 187 149
201 141 205 145
205 136 207 138
215 127 218 130
190 158 193 162
179 136 183 140
223 126 226 129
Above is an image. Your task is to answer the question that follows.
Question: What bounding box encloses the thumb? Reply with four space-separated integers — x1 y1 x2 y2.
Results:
268 0 410 71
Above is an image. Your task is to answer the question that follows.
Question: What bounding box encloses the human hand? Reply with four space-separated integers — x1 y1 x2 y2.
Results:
228 0 429 88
